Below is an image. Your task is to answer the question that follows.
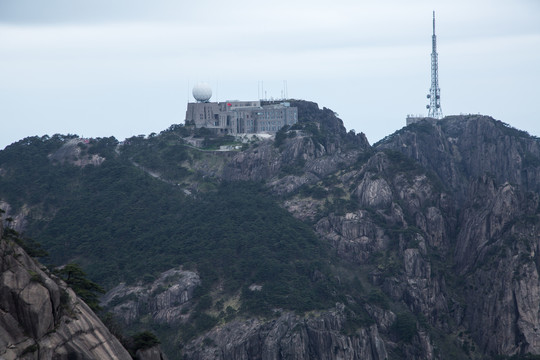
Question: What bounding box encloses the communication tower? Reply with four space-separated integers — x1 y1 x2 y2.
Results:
426 11 442 119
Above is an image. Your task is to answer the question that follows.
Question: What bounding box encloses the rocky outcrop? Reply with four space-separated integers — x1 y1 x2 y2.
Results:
313 150 452 330
223 134 368 196
0 235 132 360
101 268 200 325
377 115 540 201
182 305 395 360
222 101 370 195
222 140 284 182
315 210 389 264
0 201 30 234
48 138 106 167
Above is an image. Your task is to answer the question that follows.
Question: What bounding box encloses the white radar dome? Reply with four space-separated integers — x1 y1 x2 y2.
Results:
192 82 212 102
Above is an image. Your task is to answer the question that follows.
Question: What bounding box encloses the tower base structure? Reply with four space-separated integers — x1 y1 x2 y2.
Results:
406 115 440 126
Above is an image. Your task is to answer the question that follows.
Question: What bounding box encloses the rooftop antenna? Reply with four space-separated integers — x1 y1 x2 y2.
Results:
283 80 289 99
426 11 443 119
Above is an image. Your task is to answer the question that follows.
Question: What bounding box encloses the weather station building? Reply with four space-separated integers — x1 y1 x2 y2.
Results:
185 82 298 135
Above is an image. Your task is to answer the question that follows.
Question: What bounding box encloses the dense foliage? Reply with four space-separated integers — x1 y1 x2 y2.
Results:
0 135 79 209
40 177 337 313
55 263 105 311
0 135 339 315
120 132 192 182
0 210 48 257
132 331 161 351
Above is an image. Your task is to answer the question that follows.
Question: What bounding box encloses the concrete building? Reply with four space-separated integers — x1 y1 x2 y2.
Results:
185 83 298 135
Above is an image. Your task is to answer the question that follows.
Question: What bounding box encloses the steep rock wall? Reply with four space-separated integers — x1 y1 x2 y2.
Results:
0 235 132 360
182 306 396 360
101 268 200 325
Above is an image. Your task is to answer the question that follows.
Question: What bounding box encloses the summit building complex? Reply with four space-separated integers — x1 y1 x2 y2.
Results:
185 82 298 135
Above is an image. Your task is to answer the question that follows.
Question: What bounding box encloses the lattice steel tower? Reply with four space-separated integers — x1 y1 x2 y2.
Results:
426 11 443 119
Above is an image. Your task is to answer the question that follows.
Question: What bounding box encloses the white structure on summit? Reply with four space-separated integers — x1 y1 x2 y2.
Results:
192 82 212 103
185 82 298 135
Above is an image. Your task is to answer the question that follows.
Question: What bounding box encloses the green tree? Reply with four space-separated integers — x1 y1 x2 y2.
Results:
393 312 417 343
0 215 48 257
56 263 104 311
132 331 160 351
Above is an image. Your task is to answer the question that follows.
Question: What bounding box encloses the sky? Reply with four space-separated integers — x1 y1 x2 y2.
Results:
0 0 539 150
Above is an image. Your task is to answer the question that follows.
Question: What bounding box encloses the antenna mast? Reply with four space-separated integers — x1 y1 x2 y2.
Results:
426 11 443 119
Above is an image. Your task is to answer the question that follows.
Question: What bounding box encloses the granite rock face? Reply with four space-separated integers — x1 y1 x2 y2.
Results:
48 138 106 167
0 232 132 360
101 268 200 325
454 177 540 356
363 116 540 356
182 306 393 360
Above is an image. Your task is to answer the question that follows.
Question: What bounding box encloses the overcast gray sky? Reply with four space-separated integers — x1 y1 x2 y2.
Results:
1 0 539 149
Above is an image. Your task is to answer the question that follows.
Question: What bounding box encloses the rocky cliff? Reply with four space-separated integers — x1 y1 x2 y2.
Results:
178 115 540 359
101 268 200 325
374 117 540 356
0 226 133 359
182 305 392 360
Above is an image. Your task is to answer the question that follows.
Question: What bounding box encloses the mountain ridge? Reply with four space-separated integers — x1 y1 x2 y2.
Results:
2 103 540 359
